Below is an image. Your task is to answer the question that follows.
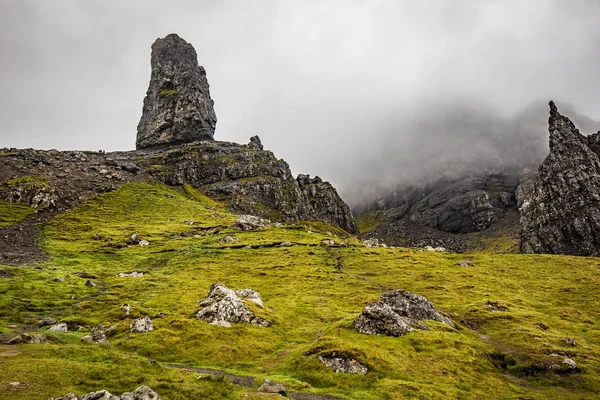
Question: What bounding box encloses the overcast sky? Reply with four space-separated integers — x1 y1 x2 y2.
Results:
1 0 600 203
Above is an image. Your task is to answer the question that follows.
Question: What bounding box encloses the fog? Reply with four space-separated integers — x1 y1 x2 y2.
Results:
1 0 600 206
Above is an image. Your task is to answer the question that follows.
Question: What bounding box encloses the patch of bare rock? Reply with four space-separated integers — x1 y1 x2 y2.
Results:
355 289 454 337
50 385 160 400
196 283 270 327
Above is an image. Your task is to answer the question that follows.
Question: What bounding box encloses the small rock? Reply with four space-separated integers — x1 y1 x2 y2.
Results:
563 357 578 370
257 379 286 394
363 238 380 248
139 240 150 247
197 283 270 327
184 220 194 225
485 301 509 312
92 234 101 240
279 241 293 247
210 319 232 328
354 301 413 337
81 331 110 346
425 246 446 252
130 317 154 333
49 385 160 400
457 259 473 267
130 233 139 244
48 323 68 333
154 312 165 319
117 271 148 278
565 337 576 347
85 280 96 287
8 333 47 344
53 277 65 282
9 382 22 388
235 288 265 307
319 353 368 375
37 316 58 327
248 135 264 150
122 304 131 316
234 215 270 231
219 236 238 244
322 239 335 245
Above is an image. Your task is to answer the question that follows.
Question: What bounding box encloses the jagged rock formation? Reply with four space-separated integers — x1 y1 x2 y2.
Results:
520 102 600 255
50 385 160 400
355 289 453 337
136 34 216 149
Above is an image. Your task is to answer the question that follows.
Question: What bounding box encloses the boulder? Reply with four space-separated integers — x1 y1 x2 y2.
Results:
520 102 600 255
8 333 47 344
81 331 110 346
196 283 270 327
48 323 68 333
130 317 154 333
49 386 160 400
257 379 286 394
354 301 413 337
318 353 368 375
380 290 455 328
136 33 217 149
248 135 264 150
355 290 454 336
37 316 57 327
234 215 270 231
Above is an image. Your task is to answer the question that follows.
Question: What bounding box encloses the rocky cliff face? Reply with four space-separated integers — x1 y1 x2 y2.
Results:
520 102 600 255
136 34 217 149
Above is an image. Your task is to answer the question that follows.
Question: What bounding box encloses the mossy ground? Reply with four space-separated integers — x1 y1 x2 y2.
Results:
1 183 599 399
0 200 35 228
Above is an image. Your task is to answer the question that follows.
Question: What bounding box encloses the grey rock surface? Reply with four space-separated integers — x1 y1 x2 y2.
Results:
50 386 160 400
136 34 216 149
520 102 600 255
130 317 154 333
258 379 287 394
196 283 270 327
8 333 47 344
81 331 110 345
355 290 453 337
234 215 270 231
48 322 68 333
37 316 57 327
318 353 368 375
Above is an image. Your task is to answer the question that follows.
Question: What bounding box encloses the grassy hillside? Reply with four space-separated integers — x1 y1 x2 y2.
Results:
0 183 599 399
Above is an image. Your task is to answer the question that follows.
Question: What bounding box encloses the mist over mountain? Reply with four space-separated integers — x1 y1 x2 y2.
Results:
343 99 600 209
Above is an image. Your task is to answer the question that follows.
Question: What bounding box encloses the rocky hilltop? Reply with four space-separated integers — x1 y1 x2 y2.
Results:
520 102 600 255
0 34 357 264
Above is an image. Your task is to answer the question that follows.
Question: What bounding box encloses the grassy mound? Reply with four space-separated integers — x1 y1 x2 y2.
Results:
0 183 598 399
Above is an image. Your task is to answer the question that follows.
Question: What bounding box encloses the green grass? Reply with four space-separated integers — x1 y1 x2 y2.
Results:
1 183 599 399
0 200 35 227
356 210 382 233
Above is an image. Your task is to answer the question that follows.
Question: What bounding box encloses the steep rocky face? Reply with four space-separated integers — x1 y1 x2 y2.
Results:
520 102 600 255
136 34 217 149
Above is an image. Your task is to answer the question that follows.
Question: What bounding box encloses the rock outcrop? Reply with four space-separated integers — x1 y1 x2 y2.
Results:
130 317 154 333
136 34 216 149
355 290 453 337
50 385 160 400
319 353 368 375
520 102 600 255
196 283 270 327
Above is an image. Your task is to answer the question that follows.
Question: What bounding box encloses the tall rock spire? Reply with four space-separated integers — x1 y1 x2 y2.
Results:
136 34 217 149
519 101 600 255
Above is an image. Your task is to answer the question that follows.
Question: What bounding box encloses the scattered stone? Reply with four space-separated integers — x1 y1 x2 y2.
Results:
130 233 140 244
457 259 473 267
9 382 23 388
8 333 47 344
485 301 509 312
122 304 132 316
48 323 68 333
219 236 238 244
322 239 335 245
363 238 381 248
279 241 293 247
49 385 160 400
139 240 150 247
130 317 154 333
562 357 578 370
196 283 270 327
53 277 65 282
37 316 58 327
154 312 165 319
81 331 110 346
565 337 576 347
234 215 270 231
117 271 148 278
355 289 454 336
425 246 446 252
257 379 286 394
318 353 368 375
210 319 232 328
136 33 217 149
0 267 12 278
92 234 101 240
85 280 96 287
184 219 194 225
